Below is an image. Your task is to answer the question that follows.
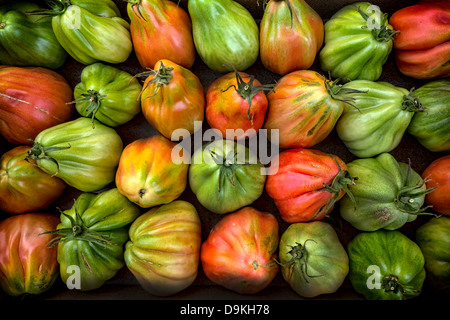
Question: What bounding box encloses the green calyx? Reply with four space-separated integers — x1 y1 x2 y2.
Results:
357 7 399 42
25 140 71 176
137 61 174 99
221 64 275 126
381 275 420 298
282 239 324 283
402 89 425 112
325 78 364 112
27 0 70 18
75 89 106 128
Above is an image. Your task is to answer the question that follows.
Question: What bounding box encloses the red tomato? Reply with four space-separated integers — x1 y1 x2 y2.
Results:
389 0 450 79
0 66 73 145
0 213 59 296
140 59 205 140
127 0 196 69
0 146 66 214
200 207 279 294
265 148 355 223
422 155 450 215
205 70 274 140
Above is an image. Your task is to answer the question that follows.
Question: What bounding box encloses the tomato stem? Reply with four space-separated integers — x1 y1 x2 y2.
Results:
325 78 365 112
357 6 400 42
402 89 425 112
25 140 71 176
74 89 106 128
136 62 174 99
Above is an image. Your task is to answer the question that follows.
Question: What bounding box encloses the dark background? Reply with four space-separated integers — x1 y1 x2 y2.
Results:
0 0 447 301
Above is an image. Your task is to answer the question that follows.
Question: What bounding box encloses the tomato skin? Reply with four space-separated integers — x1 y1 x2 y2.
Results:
260 0 324 75
200 207 279 294
265 148 352 223
279 221 349 298
205 71 269 140
422 155 450 215
125 200 201 297
389 1 450 79
0 146 66 215
141 59 205 140
0 213 59 297
263 70 349 149
116 135 189 208
0 66 73 145
127 0 195 69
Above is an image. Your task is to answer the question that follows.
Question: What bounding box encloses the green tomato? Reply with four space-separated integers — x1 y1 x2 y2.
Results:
336 80 424 158
319 1 396 81
0 2 67 69
407 79 450 153
347 230 426 300
188 0 259 73
44 188 140 291
26 117 123 192
416 216 450 293
339 153 433 231
74 63 142 127
189 139 266 214
278 221 349 298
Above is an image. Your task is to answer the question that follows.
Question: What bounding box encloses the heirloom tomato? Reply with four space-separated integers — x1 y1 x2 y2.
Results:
340 153 434 231
347 230 426 300
422 155 450 215
189 139 266 214
140 59 205 140
126 0 195 69
0 146 66 215
0 2 67 69
26 117 123 192
279 221 349 298
74 63 142 128
263 70 362 149
336 80 425 158
200 207 279 294
116 135 189 208
319 2 397 81
205 69 274 140
43 188 140 291
260 0 324 75
389 0 450 79
30 0 132 65
125 200 201 297
265 148 356 223
0 66 73 145
407 79 450 153
188 0 259 73
0 213 59 297
416 216 450 293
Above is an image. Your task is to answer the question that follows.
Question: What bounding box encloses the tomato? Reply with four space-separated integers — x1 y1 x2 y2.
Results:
188 0 259 73
347 230 426 300
125 200 201 297
407 79 450 153
260 0 324 75
0 66 73 145
265 148 356 223
30 0 132 65
263 70 362 149
140 59 205 140
0 146 66 215
26 117 123 192
336 80 425 158
0 213 59 297
340 153 434 231
43 188 140 291
389 0 450 79
126 0 195 69
189 139 266 214
73 63 142 128
422 155 450 215
205 69 274 140
319 2 397 81
279 221 349 298
416 216 450 293
0 2 67 69
116 135 189 208
200 206 279 294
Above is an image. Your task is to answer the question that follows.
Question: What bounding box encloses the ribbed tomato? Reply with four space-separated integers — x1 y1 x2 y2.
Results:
422 155 450 215
0 66 73 145
265 148 356 223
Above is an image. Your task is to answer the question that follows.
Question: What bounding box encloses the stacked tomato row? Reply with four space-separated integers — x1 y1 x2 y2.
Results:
0 0 449 300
